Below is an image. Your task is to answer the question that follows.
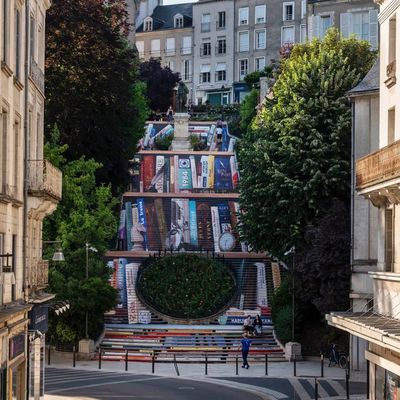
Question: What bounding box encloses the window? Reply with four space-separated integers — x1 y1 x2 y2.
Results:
144 17 153 31
255 5 266 24
340 10 378 49
174 14 183 28
0 109 8 190
182 59 191 81
13 120 19 193
281 26 295 45
167 60 174 71
14 9 21 79
201 14 211 32
255 57 265 72
385 208 394 272
389 16 396 64
150 39 160 57
200 65 211 83
215 63 226 81
300 24 307 43
217 11 226 29
182 36 192 55
30 15 36 61
388 108 395 144
216 38 226 55
301 0 307 18
239 7 249 25
165 38 175 56
1 0 9 63
321 15 332 37
136 41 144 58
238 59 248 80
283 2 294 21
201 41 211 56
238 31 249 52
255 29 266 50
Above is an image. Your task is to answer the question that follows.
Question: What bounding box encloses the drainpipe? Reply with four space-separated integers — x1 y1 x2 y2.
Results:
23 0 31 302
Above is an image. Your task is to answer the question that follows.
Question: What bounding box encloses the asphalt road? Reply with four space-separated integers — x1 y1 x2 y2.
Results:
45 367 366 400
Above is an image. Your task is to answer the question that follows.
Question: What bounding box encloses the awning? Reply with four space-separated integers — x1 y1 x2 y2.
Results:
216 63 226 71
327 311 400 353
200 64 211 73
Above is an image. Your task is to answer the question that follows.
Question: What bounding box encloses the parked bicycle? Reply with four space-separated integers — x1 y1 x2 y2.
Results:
327 344 348 369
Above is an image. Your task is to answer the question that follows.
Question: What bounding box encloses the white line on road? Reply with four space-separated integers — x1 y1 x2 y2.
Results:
328 379 346 396
288 378 311 400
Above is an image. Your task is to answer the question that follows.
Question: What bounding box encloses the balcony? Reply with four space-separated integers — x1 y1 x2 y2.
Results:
27 160 62 201
385 60 396 88
180 47 192 55
30 259 49 289
29 57 45 94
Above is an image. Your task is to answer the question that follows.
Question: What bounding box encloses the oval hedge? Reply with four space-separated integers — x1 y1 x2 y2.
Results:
137 254 236 319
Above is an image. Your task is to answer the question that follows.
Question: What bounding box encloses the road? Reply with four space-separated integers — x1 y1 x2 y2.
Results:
45 367 366 400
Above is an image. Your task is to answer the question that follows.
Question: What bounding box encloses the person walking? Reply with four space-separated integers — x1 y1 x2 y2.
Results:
240 333 252 369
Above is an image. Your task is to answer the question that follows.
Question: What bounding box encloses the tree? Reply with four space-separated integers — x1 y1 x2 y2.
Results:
139 58 180 112
44 127 119 343
238 30 376 257
45 0 148 192
239 89 259 134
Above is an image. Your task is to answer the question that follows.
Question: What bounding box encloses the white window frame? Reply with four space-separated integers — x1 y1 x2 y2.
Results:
167 60 174 71
283 2 295 21
281 25 295 45
255 5 266 24
182 59 191 82
238 58 249 81
301 0 307 19
144 17 153 32
238 30 249 52
238 7 249 26
300 24 307 42
136 40 144 58
201 13 211 32
254 29 266 50
255 57 265 72
182 36 192 55
150 39 160 57
217 11 226 29
174 13 184 28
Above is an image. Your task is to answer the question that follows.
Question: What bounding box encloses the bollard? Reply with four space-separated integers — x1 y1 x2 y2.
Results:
347 356 351 379
265 354 268 376
47 345 51 366
236 355 239 375
320 353 324 378
366 360 370 399
125 350 128 371
345 368 350 399
314 378 318 400
98 349 102 370
205 355 208 375
151 352 155 374
293 354 297 377
73 346 76 368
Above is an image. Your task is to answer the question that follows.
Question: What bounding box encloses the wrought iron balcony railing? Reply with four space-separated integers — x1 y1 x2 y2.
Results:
29 57 45 93
27 160 62 201
30 259 49 288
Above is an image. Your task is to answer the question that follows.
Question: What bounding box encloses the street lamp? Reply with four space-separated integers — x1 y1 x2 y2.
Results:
85 242 98 339
43 240 65 262
284 246 296 342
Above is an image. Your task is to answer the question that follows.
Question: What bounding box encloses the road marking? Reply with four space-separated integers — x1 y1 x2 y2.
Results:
46 372 128 384
328 380 346 396
312 379 329 398
289 378 311 400
46 376 168 394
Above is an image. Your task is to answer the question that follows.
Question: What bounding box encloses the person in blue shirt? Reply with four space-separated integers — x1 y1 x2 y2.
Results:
240 333 252 369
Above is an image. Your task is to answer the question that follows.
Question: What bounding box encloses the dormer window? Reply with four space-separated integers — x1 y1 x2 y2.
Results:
174 14 184 28
144 17 153 32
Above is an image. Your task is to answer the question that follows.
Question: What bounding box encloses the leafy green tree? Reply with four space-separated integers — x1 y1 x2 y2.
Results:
139 58 180 112
238 30 375 257
45 0 148 192
239 89 259 134
44 127 118 343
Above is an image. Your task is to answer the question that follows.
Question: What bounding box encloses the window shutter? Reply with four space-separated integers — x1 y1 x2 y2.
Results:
136 41 144 54
340 12 351 38
239 32 249 51
312 15 321 38
183 36 192 48
166 38 175 50
369 9 378 49
151 39 160 52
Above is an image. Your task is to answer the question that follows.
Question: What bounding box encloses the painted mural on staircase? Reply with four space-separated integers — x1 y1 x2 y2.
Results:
105 121 274 327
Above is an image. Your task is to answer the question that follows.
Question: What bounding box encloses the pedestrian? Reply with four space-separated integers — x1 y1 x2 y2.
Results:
240 332 252 369
253 315 263 336
328 343 339 367
243 315 253 334
167 106 173 122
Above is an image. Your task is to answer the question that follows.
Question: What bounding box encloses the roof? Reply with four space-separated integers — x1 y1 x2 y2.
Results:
136 3 193 32
347 57 380 96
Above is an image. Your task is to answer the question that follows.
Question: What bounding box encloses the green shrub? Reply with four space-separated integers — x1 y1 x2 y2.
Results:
137 254 236 319
190 134 208 151
155 134 173 150
274 305 293 344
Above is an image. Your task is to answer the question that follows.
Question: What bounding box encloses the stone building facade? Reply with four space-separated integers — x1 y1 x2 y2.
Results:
0 0 61 399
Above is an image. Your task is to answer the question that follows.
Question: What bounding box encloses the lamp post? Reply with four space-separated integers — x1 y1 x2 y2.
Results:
85 243 97 339
284 246 296 342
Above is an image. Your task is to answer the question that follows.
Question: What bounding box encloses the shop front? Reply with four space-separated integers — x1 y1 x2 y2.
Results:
9 333 27 400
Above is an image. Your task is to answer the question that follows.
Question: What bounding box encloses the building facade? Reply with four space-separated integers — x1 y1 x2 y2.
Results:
135 3 194 106
233 0 306 102
327 0 400 397
308 0 379 49
192 0 234 105
0 0 62 399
